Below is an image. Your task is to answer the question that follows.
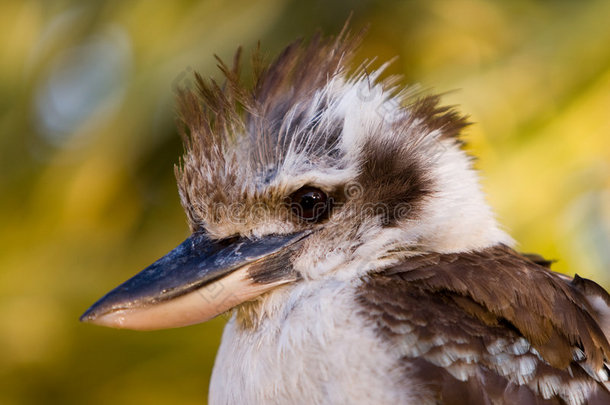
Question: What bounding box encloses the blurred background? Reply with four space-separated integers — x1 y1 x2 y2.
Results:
1 0 609 403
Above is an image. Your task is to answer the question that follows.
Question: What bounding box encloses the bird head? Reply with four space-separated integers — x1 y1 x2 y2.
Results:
81 29 511 331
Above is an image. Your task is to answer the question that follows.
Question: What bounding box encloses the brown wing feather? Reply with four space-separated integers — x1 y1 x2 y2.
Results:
357 244 610 404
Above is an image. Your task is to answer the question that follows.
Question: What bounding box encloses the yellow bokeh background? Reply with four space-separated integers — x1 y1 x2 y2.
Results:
1 1 609 403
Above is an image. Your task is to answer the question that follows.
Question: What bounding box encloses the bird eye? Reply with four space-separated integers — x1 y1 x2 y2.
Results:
289 187 331 222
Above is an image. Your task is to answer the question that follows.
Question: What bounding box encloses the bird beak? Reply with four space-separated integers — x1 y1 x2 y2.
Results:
80 231 310 331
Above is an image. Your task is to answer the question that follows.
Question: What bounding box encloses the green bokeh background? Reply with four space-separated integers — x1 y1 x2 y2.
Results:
1 1 609 403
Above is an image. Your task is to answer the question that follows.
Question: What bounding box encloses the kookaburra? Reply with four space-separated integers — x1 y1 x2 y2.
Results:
81 28 610 404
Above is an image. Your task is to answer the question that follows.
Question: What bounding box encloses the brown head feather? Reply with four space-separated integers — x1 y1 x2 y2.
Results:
174 26 470 238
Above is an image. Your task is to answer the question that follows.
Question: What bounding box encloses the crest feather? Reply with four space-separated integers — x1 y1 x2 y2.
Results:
174 25 470 233
175 26 363 231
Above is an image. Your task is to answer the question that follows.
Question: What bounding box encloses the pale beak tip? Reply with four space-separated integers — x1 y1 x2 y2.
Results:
80 302 114 325
80 306 127 329
80 307 96 323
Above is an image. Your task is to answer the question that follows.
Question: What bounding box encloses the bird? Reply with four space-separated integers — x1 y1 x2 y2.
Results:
81 27 610 405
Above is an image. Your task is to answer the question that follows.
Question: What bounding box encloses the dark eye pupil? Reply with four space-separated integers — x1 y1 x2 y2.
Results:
301 193 321 209
289 187 331 221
